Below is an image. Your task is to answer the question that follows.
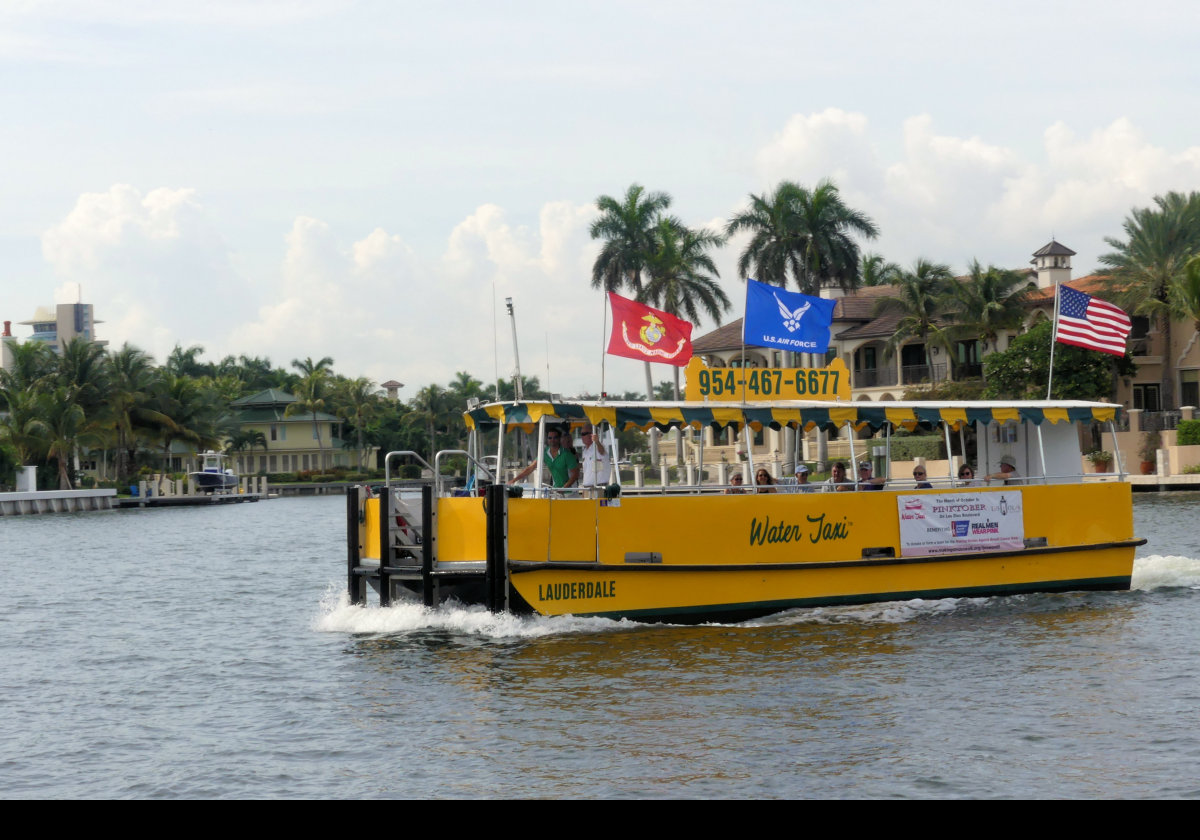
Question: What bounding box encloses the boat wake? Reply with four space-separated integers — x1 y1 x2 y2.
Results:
1131 554 1200 591
314 555 1200 638
313 585 632 638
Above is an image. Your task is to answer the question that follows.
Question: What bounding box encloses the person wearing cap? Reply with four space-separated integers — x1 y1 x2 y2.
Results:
856 460 886 490
985 455 1021 485
790 463 815 493
578 425 610 487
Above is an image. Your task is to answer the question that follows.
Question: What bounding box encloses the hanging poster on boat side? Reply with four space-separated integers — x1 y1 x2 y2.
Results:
684 357 851 402
896 492 1024 557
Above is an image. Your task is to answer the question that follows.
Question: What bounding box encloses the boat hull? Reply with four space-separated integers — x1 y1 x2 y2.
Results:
193 473 239 492
508 543 1136 622
497 481 1140 621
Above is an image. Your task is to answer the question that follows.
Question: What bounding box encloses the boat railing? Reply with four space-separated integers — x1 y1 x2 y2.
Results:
579 469 1105 497
433 449 495 497
383 450 436 490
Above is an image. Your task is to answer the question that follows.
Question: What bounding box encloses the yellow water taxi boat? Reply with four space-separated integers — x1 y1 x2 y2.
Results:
346 398 1144 623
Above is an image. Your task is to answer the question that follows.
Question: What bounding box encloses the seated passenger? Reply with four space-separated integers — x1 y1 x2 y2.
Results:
755 468 777 493
857 461 886 490
725 472 747 494
823 462 855 492
912 466 933 489
791 463 815 493
984 455 1022 486
957 463 982 487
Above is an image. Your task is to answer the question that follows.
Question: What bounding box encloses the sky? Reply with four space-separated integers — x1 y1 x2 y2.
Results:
3 1 1200 399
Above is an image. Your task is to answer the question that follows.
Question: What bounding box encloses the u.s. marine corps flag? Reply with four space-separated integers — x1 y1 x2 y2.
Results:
606 292 694 367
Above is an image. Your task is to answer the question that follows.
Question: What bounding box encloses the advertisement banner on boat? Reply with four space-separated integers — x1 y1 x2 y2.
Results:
896 492 1024 557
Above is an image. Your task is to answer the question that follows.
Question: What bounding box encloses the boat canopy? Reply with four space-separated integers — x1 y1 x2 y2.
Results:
464 400 1120 434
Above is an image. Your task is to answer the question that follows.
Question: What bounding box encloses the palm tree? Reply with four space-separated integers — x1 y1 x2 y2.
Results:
640 218 732 399
147 373 224 476
590 183 674 465
287 356 335 468
1099 191 1200 409
946 260 1035 372
333 377 381 468
106 343 158 483
165 344 213 378
405 384 451 454
590 184 672 300
872 259 955 382
43 392 94 489
0 388 49 467
0 340 55 398
859 252 903 287
727 179 879 296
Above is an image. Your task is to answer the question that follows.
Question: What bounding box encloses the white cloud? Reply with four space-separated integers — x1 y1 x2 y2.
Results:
748 112 1200 273
40 184 242 361
755 108 879 193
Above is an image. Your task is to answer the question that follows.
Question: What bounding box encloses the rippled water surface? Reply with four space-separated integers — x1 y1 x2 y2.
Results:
2 493 1199 798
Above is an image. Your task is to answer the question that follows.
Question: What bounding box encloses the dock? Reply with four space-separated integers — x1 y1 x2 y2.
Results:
115 493 261 509
0 488 117 516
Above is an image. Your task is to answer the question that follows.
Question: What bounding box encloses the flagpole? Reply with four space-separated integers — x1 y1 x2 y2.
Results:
600 291 609 400
740 280 749 403
1047 282 1060 400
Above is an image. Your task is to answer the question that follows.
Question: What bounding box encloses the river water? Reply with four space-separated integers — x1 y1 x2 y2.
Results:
2 493 1198 799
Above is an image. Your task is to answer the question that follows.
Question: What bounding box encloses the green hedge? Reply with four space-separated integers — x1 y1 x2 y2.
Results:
1177 420 1200 446
887 435 945 461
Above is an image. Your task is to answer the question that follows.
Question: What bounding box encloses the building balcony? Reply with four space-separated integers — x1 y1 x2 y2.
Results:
901 363 947 385
853 367 898 388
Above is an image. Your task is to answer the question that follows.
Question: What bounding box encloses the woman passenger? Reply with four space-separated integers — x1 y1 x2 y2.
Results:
957 463 982 487
755 469 776 493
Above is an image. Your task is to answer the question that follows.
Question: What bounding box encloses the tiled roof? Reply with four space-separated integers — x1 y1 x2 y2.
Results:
692 319 748 352
235 406 341 423
1023 275 1110 306
1032 239 1077 258
231 388 297 407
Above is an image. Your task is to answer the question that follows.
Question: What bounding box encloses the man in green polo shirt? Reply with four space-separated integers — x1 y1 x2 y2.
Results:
510 426 580 488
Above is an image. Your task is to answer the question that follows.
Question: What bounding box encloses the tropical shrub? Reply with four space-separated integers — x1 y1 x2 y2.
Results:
1177 420 1200 446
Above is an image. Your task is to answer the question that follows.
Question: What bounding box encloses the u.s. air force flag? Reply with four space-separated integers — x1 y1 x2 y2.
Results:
742 278 836 353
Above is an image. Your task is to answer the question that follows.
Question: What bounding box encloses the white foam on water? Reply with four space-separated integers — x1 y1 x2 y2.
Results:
742 596 988 627
1131 554 1200 591
313 585 633 639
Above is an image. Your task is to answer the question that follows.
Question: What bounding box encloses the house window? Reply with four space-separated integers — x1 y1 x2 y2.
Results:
856 346 877 371
1129 317 1151 356
1181 370 1199 408
270 424 278 441
1133 384 1161 412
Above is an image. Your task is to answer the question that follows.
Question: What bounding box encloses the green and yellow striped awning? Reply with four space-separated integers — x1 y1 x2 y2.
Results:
463 401 1120 433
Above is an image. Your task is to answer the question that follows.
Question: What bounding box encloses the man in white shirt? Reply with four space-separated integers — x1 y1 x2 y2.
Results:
579 425 611 487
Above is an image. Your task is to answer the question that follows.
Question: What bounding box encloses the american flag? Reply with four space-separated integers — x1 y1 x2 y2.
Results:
1055 286 1132 357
